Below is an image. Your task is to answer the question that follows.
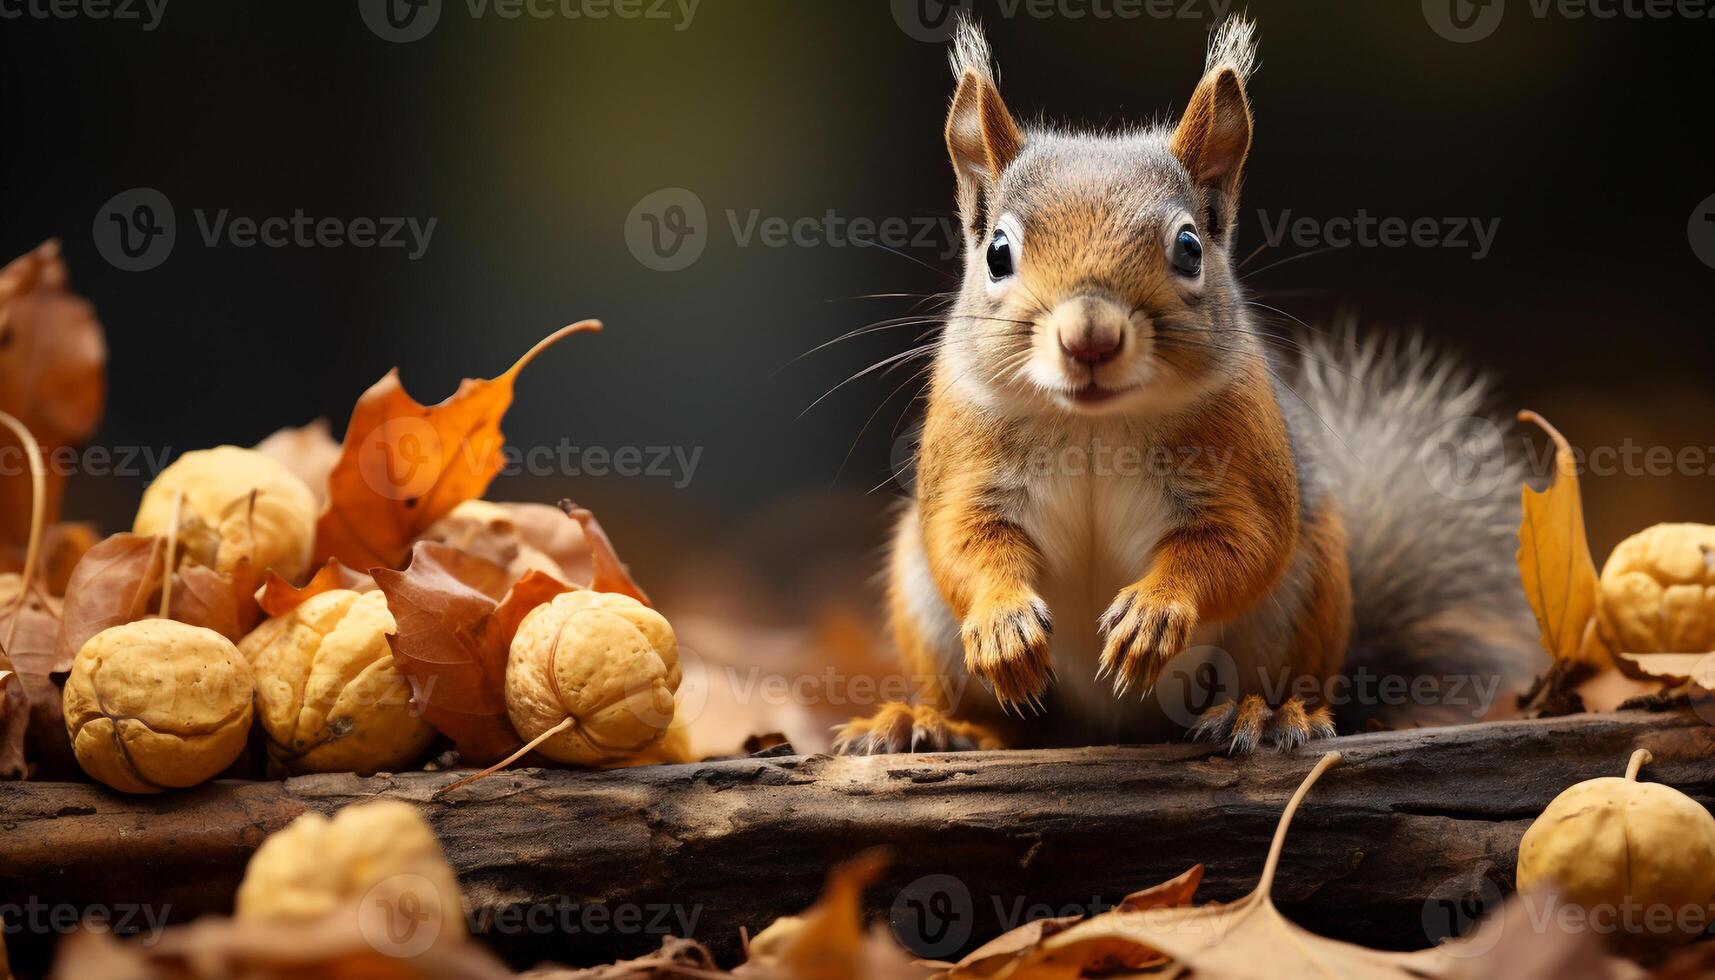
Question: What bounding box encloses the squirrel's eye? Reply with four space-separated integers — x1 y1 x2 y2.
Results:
1170 227 1203 278
987 228 1015 281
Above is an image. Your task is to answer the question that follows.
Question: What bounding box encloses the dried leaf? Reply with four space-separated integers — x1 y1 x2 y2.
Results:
563 501 651 605
739 849 928 980
316 322 599 571
51 898 514 980
257 559 376 618
373 542 521 764
519 936 718 979
1020 753 1459 980
170 557 260 642
0 652 26 779
56 533 163 667
943 865 1205 978
0 241 106 549
1516 412 1608 668
253 417 340 508
1619 652 1715 689
421 499 586 585
491 569 575 650
0 575 72 778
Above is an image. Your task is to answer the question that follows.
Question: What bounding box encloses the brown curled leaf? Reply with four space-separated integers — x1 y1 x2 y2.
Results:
57 533 164 666
373 542 520 765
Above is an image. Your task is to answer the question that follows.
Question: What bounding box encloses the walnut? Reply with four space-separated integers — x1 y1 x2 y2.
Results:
62 619 253 793
235 799 466 949
505 591 679 766
239 589 434 775
133 445 317 582
1598 523 1715 655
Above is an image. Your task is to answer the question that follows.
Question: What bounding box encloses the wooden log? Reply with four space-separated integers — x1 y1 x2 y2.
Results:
1 711 1712 974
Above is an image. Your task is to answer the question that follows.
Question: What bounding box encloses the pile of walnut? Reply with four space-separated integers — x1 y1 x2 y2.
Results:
0 265 681 793
59 444 682 794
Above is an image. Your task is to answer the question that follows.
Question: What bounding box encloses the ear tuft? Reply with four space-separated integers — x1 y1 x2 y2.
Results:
945 15 1022 237
949 13 997 85
1204 15 1258 83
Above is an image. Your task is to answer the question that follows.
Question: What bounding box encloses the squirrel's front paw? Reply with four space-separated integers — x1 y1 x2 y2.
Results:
961 593 1054 714
1097 588 1196 698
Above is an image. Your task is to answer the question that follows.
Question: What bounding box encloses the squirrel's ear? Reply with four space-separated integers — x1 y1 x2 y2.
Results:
1171 18 1257 235
945 19 1022 237
1170 67 1252 202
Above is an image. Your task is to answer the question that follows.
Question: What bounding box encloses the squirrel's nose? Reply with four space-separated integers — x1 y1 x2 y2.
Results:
1060 328 1122 365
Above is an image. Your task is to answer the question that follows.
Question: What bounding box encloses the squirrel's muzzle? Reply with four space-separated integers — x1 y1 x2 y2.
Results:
1049 293 1131 367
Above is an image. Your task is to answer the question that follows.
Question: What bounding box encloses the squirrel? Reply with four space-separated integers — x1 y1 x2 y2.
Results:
833 16 1543 755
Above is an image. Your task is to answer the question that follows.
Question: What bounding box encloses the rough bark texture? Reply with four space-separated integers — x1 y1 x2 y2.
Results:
2 711 1713 974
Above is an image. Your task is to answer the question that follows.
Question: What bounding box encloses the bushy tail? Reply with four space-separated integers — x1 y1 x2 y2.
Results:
1291 327 1545 729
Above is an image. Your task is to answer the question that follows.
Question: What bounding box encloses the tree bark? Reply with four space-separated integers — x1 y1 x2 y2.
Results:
2 711 1712 974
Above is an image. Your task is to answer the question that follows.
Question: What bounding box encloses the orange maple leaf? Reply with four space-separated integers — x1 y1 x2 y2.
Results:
315 321 599 571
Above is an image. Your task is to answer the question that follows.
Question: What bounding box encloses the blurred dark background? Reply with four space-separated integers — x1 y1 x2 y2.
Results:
2 0 1712 588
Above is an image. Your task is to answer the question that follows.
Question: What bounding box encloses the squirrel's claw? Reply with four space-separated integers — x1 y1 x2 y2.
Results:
962 594 1055 713
831 703 1004 756
1193 696 1335 754
1098 588 1195 699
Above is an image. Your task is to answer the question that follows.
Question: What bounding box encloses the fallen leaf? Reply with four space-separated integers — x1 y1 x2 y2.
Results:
490 569 575 649
519 936 719 979
253 418 341 508
257 558 376 618
941 865 1205 979
51 896 514 980
0 652 26 779
1516 412 1609 668
0 241 106 550
1619 652 1715 689
315 322 599 571
373 542 522 764
57 531 256 648
563 501 651 605
420 499 584 585
56 533 163 668
0 520 98 596
169 557 260 642
0 575 72 778
739 849 928 980
1017 753 1456 979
